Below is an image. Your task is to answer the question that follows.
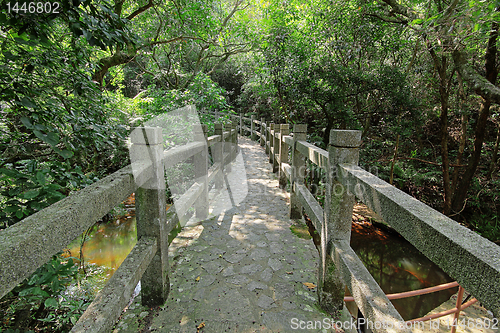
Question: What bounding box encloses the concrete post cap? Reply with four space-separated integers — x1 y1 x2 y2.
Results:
130 127 162 145
293 124 307 133
329 130 362 148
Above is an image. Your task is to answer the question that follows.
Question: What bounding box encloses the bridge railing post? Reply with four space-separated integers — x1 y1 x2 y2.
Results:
239 113 243 136
232 121 238 157
214 123 224 189
318 129 361 314
279 124 289 188
265 122 271 155
260 118 265 147
290 124 307 219
132 127 169 307
224 123 232 173
273 124 280 173
268 123 274 164
251 115 255 141
194 124 209 220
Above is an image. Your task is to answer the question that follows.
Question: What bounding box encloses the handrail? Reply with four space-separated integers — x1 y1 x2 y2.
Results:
338 163 500 314
228 115 500 330
0 122 240 333
0 165 137 299
343 281 459 302
71 237 157 332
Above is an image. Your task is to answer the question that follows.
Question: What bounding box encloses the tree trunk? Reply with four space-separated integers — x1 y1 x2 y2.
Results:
452 72 469 194
323 121 333 147
487 124 500 180
427 41 453 215
93 45 136 86
451 100 492 212
389 133 400 185
450 21 499 213
440 87 452 215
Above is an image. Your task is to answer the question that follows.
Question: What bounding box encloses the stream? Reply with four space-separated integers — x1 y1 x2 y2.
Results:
347 222 456 320
66 196 455 321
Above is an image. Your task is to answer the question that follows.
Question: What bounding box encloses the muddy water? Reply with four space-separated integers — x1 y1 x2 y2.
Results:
67 217 137 276
68 194 455 321
66 195 176 282
347 222 457 321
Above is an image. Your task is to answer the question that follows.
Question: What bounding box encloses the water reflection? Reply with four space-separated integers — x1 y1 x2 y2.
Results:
68 194 456 321
348 222 457 320
67 216 137 278
66 195 176 281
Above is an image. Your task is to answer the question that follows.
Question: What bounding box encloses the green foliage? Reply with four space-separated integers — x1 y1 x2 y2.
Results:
137 73 232 121
1 255 88 332
0 0 132 229
470 214 500 242
0 162 97 229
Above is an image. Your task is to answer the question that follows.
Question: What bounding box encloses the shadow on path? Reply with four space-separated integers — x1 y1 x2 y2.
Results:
114 136 345 333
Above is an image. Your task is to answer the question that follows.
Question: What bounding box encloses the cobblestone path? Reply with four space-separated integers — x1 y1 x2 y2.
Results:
114 136 348 333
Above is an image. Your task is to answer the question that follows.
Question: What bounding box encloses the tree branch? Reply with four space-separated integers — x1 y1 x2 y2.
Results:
366 12 408 24
220 0 245 30
126 0 154 21
379 0 420 20
370 156 467 167
453 49 500 104
143 36 209 49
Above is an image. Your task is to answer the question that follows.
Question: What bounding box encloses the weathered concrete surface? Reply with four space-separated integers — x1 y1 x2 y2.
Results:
0 165 137 299
71 237 157 333
113 136 354 333
334 240 409 333
339 164 500 318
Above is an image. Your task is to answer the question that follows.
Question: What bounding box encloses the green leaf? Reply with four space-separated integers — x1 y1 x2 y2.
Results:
8 187 23 196
21 189 40 199
36 172 46 185
44 297 59 308
33 130 59 146
5 206 20 213
33 129 45 141
21 117 33 129
20 97 36 109
5 199 22 205
31 286 49 297
411 19 423 25
28 201 48 210
0 168 23 178
56 149 74 159
46 132 60 146
15 210 24 219
51 279 60 292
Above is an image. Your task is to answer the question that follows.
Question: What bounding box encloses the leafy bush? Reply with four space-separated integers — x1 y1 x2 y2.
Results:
0 162 97 229
0 255 88 333
137 73 233 122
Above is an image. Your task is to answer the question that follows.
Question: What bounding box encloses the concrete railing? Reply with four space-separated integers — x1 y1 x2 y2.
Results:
0 123 239 333
222 113 500 331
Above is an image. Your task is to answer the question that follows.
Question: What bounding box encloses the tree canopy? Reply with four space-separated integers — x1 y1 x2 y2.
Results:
1 0 500 330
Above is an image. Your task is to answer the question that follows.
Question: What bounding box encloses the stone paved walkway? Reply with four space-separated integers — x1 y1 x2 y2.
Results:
113 136 351 332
